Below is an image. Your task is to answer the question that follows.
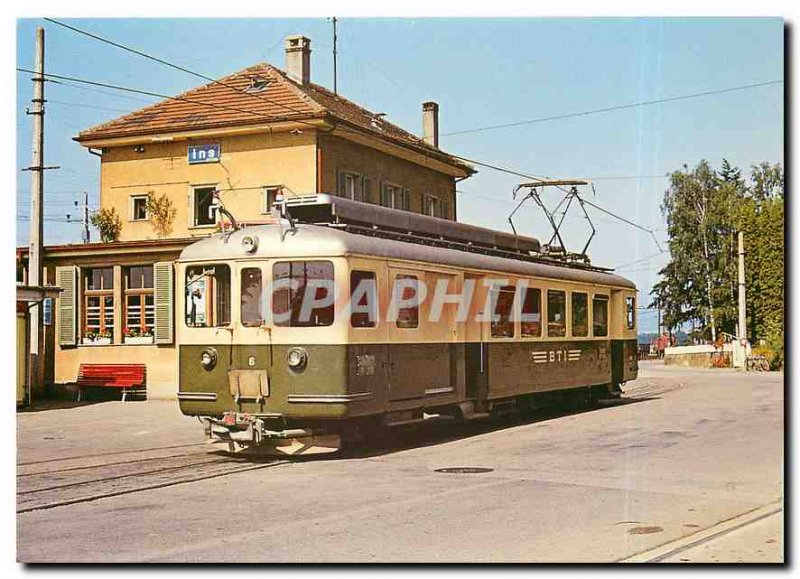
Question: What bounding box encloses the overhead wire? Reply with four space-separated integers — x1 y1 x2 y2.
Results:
441 79 784 137
43 18 333 132
614 251 669 270
451 153 665 252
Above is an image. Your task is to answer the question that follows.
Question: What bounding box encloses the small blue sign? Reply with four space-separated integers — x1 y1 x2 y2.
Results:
188 144 221 164
43 297 53 326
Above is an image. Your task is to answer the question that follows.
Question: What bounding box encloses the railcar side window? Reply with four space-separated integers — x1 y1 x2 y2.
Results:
350 270 377 328
593 295 609 337
395 275 419 329
491 285 516 338
272 261 335 327
185 265 231 327
571 292 588 337
521 287 542 337
626 296 636 330
240 268 263 327
547 290 566 337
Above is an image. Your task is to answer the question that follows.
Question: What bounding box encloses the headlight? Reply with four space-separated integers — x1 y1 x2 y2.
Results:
241 235 259 253
200 347 218 371
286 347 308 371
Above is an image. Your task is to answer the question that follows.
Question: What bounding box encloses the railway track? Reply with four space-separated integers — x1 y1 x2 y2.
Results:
17 446 290 514
620 501 783 563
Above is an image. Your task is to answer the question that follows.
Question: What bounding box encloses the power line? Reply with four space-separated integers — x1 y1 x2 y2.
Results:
16 67 308 127
451 153 665 252
46 99 132 113
53 79 159 105
442 80 784 137
614 251 668 270
43 18 327 131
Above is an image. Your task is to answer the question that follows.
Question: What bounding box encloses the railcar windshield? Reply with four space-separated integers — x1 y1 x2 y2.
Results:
241 268 264 327
272 260 335 327
185 264 231 327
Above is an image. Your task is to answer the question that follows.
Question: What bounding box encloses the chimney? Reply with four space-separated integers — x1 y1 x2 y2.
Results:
285 35 312 85
422 101 439 148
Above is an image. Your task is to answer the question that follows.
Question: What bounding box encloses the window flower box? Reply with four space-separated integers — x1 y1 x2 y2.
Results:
124 335 154 345
82 336 112 345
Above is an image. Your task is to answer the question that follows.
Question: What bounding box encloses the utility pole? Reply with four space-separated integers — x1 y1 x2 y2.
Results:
657 304 662 335
26 27 45 357
332 17 338 94
737 231 747 343
24 26 46 401
82 190 90 244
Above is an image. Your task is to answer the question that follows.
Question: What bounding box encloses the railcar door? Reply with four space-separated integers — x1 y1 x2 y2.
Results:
385 268 458 405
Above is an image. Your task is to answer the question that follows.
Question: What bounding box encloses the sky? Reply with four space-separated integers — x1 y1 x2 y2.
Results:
15 17 784 333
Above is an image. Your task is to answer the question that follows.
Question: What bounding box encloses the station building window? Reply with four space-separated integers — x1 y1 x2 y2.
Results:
424 195 442 218
593 295 609 337
83 267 114 340
240 268 264 327
350 270 377 328
394 275 419 329
626 296 636 330
491 285 516 338
192 186 218 227
381 183 410 211
571 292 588 337
547 289 566 338
124 265 154 337
185 264 231 327
261 186 282 214
339 171 365 202
520 287 542 337
272 261 334 327
130 195 148 221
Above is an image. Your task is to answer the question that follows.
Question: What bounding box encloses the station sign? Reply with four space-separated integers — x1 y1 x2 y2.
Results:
188 144 221 164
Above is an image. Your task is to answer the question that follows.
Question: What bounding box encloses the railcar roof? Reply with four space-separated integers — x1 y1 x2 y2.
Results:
178 223 636 289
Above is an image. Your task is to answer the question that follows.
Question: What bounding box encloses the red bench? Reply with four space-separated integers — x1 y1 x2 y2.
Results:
76 364 147 402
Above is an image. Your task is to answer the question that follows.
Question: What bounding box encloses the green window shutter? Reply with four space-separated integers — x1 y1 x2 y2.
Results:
153 261 174 344
363 177 373 204
55 266 78 347
337 170 346 197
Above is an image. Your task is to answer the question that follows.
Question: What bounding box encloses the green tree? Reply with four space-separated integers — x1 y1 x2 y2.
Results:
145 191 177 238
653 160 736 342
90 207 122 243
738 163 784 365
651 160 784 365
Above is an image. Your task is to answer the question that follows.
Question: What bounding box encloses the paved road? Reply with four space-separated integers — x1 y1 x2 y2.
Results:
17 362 783 563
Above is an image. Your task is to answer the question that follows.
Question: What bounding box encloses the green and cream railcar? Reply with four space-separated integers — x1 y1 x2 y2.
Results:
176 196 638 454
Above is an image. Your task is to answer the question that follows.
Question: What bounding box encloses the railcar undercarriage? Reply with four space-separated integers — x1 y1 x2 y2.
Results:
200 382 625 456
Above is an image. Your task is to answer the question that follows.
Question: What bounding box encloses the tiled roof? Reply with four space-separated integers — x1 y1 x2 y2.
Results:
75 63 473 174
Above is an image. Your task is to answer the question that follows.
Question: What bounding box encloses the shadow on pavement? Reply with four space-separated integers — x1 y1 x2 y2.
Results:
335 395 660 461
17 399 116 413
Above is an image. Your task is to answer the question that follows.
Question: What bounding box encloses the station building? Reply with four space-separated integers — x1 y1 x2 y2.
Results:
18 35 475 400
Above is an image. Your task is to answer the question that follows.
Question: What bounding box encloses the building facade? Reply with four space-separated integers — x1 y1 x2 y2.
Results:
22 35 475 399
